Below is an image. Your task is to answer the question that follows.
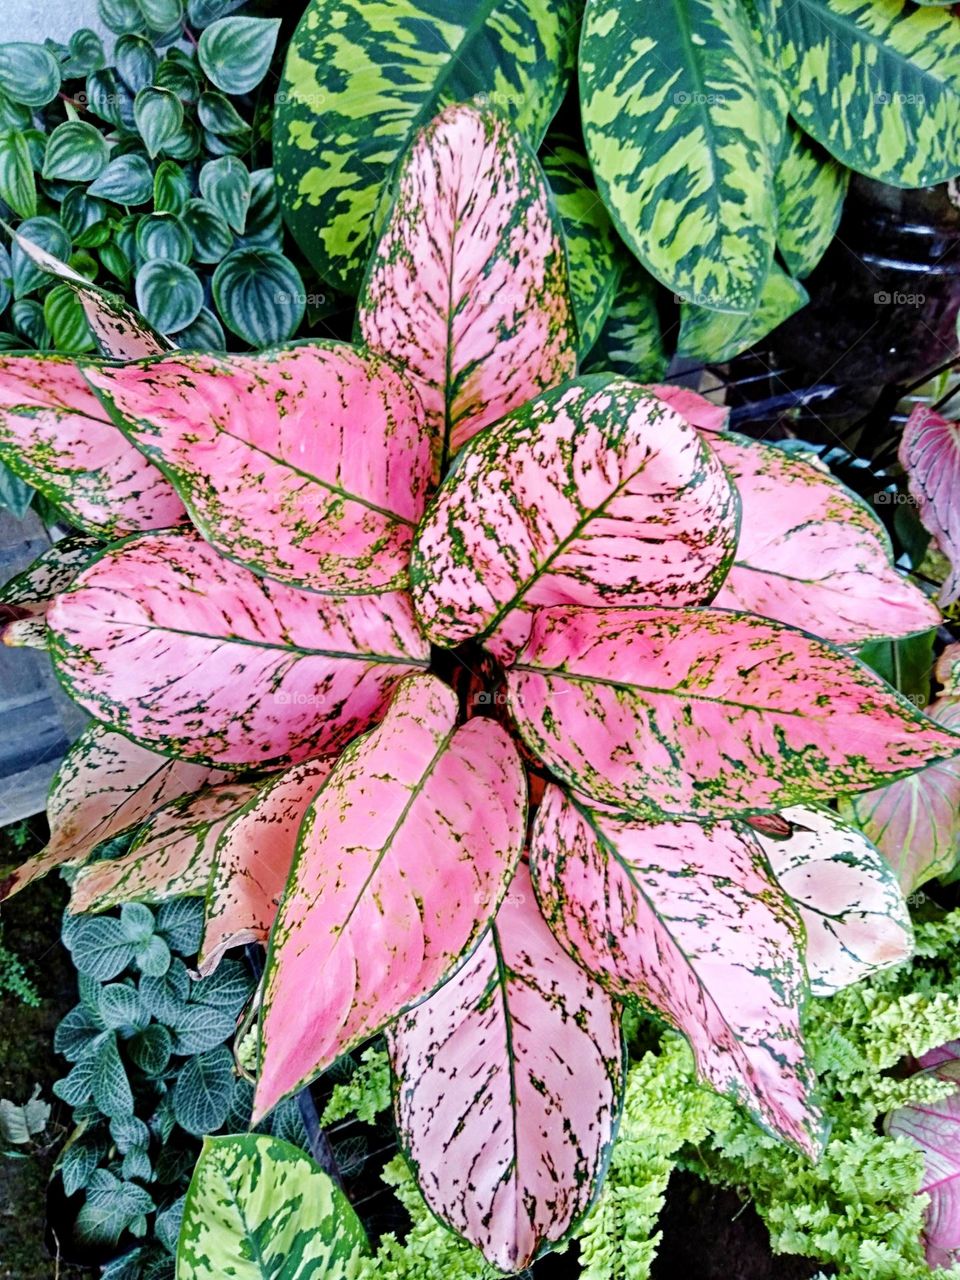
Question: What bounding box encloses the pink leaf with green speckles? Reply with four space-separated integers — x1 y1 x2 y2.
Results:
900 404 960 605
0 355 185 536
358 102 576 481
506 605 960 820
411 376 739 653
387 861 623 1273
711 433 939 644
530 784 822 1154
47 530 429 767
645 383 730 432
84 343 430 594
254 674 527 1119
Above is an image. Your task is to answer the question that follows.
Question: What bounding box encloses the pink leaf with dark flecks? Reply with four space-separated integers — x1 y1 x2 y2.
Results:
506 605 960 819
644 383 730 433
84 344 430 594
900 404 960 604
531 785 822 1155
254 674 527 1119
387 861 623 1272
47 530 429 767
358 102 576 481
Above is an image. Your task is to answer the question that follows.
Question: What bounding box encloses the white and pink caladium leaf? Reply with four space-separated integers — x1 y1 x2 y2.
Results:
84 344 430 594
0 536 102 618
644 384 730 433
69 778 261 915
900 404 960 604
387 861 624 1273
0 725 228 903
531 784 822 1155
506 606 960 820
841 697 960 893
47 530 430 767
0 355 185 536
254 674 527 1120
199 758 334 976
709 433 939 644
751 805 913 996
411 376 739 654
358 101 576 481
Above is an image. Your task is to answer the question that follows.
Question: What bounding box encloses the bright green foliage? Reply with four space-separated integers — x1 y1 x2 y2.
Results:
677 266 808 362
321 1045 392 1128
0 922 39 1005
775 124 848 278
580 269 667 381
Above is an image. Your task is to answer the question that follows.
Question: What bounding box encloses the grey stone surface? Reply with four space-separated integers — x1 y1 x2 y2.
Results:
3 0 112 48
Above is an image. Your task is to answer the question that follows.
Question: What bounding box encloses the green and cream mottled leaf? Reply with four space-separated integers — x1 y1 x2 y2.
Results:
177 1134 369 1279
677 266 808 362
775 123 848 278
580 268 667 380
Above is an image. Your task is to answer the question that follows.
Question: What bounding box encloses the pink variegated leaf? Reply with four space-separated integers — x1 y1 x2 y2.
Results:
531 785 822 1154
644 383 730 433
411 376 738 651
752 805 913 996
0 356 185 535
0 536 101 617
506 606 960 820
70 779 262 914
47 530 429 767
358 102 576 481
254 675 527 1119
387 862 623 1272
0 725 228 903
199 758 334 976
937 643 960 697
887 1051 960 1270
84 344 430 594
900 405 960 604
841 698 960 893
709 433 939 644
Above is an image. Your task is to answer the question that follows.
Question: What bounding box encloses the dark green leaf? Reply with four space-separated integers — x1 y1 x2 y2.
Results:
110 1112 150 1153
173 1045 235 1136
128 1024 173 1076
122 1146 153 1181
182 199 232 263
190 958 253 1017
64 915 136 981
116 34 159 93
135 258 203 333
121 902 156 944
88 153 154 204
136 933 172 977
162 121 201 164
138 0 185 34
0 460 31 517
0 43 61 107
859 629 937 709
198 17 280 95
60 188 109 239
198 90 249 137
0 130 36 218
60 1134 107 1196
97 0 147 36
213 248 304 345
198 155 249 232
86 69 136 130
10 298 48 346
64 29 106 78
90 1032 134 1117
140 958 190 1023
153 158 191 214
75 1169 153 1246
136 212 193 263
98 981 149 1032
11 215 70 297
44 283 95 352
155 897 204 955
134 87 184 160
174 306 225 351
188 0 244 27
55 1005 105 1061
169 1003 237 1055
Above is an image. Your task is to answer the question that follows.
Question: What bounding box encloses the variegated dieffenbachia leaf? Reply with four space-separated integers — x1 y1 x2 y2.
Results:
0 725 228 903
388 862 624 1272
709 432 940 644
580 0 778 312
775 123 848 278
199 758 334 976
0 535 101 616
0 355 186 535
48 530 430 767
255 675 527 1118
411 377 739 653
177 1134 369 1279
273 0 578 293
358 102 576 480
676 265 808 362
752 805 913 995
531 785 822 1154
84 343 430 594
759 0 960 187
900 404 960 605
506 605 960 820
580 268 667 382
70 780 262 914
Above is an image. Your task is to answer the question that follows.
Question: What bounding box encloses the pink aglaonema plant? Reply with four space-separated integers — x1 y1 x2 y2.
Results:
0 102 956 1271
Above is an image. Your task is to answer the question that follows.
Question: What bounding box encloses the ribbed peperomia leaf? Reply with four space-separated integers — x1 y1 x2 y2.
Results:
411 377 739 652
900 405 960 604
358 102 576 480
531 785 822 1154
0 535 101 616
387 862 623 1272
0 355 186 535
752 805 913 995
255 675 527 1118
710 433 940 643
506 606 960 820
84 343 430 594
199 758 333 975
48 530 430 766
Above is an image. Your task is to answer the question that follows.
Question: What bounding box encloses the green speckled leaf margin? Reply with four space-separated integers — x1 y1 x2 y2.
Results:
580 268 667 380
273 0 579 293
775 124 848 278
176 1133 369 1279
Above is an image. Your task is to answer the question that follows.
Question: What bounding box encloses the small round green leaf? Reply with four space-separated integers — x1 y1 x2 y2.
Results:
0 43 61 107
121 902 156 943
173 1045 235 1137
65 29 106 78
198 17 280 95
86 68 136 130
139 0 185 33
0 129 36 218
175 305 226 351
161 120 202 163
61 188 110 239
98 982 148 1032
12 216 71 297
136 212 193 263
134 86 185 159
198 155 249 232
182 198 233 263
135 258 203 333
88 152 154 204
97 0 147 35
42 122 110 182
44 283 95 353
64 915 138 981
154 158 192 214
155 897 205 955
115 34 159 93
198 90 249 137
213 248 304 346
127 1023 173 1076
136 933 172 977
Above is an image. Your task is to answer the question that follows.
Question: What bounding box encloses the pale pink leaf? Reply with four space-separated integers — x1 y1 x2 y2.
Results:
411 377 739 650
358 102 576 480
710 433 939 644
387 862 623 1272
84 344 430 594
199 758 334 976
531 785 822 1155
900 405 960 604
70 779 261 914
47 530 430 767
0 355 185 535
254 674 527 1118
841 697 960 892
0 535 101 617
753 804 913 995
644 383 730 433
506 606 960 819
